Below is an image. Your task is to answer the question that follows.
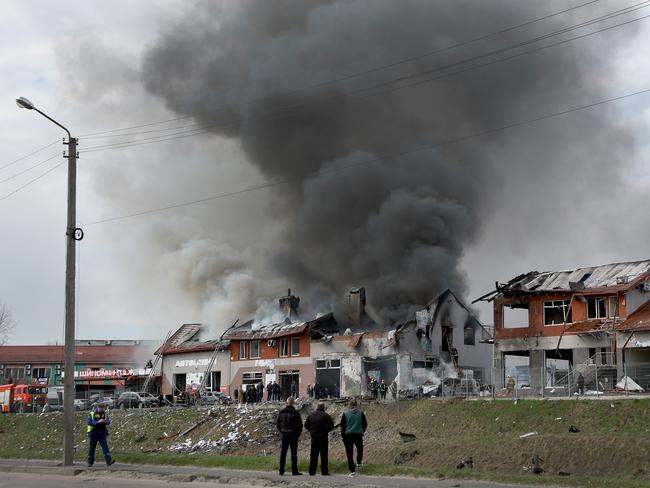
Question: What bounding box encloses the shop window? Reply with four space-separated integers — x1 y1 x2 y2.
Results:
544 300 572 325
291 337 300 356
587 297 606 319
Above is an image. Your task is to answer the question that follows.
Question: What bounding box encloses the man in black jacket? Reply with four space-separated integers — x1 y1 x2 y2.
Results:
304 402 334 476
276 397 303 475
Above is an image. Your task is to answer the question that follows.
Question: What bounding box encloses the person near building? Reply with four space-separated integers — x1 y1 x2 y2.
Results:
276 397 303 476
390 379 397 400
307 384 314 399
304 402 334 476
290 380 298 399
340 398 368 477
233 388 239 403
506 375 515 396
379 379 387 400
369 378 379 399
577 373 585 395
87 403 115 467
273 381 280 401
267 381 273 401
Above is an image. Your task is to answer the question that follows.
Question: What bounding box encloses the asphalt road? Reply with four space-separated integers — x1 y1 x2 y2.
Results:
0 459 546 488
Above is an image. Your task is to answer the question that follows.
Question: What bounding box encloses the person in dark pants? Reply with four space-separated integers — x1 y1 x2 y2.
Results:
577 373 585 395
276 397 303 476
340 398 368 477
304 402 334 476
87 404 115 467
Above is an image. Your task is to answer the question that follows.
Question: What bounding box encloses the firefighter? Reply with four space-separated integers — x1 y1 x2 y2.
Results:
379 379 387 400
87 403 115 467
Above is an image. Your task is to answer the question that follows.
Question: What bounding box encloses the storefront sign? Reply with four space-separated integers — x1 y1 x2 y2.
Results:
175 359 211 368
75 369 135 379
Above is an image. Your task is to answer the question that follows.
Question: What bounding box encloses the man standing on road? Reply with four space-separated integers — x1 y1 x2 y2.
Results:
87 403 115 467
340 398 368 477
304 402 334 476
276 397 303 476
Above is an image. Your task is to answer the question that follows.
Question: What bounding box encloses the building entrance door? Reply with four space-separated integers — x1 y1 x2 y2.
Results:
315 359 341 398
279 371 299 400
174 373 186 394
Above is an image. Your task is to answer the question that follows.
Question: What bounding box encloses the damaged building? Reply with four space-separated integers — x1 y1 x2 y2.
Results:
159 287 492 401
485 259 650 394
159 324 231 397
312 288 492 397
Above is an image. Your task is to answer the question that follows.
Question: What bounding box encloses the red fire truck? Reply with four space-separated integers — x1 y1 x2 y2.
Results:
0 383 48 413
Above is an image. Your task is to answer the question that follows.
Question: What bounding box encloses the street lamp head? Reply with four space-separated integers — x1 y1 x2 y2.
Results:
16 97 35 110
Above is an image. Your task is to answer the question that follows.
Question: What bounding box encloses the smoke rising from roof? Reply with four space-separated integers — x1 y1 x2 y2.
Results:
131 0 640 326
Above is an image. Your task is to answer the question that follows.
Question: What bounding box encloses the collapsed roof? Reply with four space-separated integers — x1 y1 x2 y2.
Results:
225 312 339 341
484 260 650 299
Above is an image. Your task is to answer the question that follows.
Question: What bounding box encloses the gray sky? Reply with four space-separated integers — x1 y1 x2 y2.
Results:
1 0 649 344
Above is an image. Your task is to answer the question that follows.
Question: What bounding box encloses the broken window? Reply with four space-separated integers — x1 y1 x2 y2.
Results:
239 341 247 360
291 337 300 356
464 323 475 346
502 304 530 328
279 338 289 357
543 300 572 325
250 341 260 359
608 296 619 319
441 327 453 352
587 297 606 319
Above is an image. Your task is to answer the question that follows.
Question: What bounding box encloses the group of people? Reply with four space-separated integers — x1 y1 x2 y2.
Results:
367 378 388 400
277 397 368 477
307 383 341 399
233 380 296 403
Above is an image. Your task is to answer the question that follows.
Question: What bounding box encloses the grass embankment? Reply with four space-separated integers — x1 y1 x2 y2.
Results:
0 399 649 488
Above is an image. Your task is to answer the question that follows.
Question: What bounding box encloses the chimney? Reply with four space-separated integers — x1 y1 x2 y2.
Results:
347 287 366 327
279 288 300 320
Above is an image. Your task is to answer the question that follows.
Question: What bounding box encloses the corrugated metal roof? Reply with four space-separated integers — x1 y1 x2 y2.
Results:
502 260 650 293
162 340 230 356
226 313 336 340
167 324 202 346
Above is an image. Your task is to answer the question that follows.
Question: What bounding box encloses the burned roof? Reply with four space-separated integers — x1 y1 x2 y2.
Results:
497 260 650 295
162 339 230 356
225 312 338 340
616 301 650 332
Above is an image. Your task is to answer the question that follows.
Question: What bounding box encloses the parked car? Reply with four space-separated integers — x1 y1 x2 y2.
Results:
117 391 158 409
199 390 232 406
73 399 88 411
90 396 115 409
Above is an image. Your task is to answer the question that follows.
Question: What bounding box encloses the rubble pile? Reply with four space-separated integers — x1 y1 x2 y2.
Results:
169 406 279 453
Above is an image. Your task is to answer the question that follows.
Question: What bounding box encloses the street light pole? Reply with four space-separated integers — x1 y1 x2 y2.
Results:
16 97 79 466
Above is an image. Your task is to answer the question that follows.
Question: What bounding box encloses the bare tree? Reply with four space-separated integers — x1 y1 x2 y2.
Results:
0 303 13 346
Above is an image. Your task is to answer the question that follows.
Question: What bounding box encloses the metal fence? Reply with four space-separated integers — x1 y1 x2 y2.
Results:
433 361 650 399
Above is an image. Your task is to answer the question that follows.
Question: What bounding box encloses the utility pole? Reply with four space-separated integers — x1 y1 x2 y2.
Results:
63 135 78 466
16 97 80 466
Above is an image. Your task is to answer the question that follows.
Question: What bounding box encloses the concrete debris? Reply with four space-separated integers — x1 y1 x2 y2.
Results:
519 431 538 438
616 376 645 392
568 425 579 433
457 456 474 469
558 471 571 476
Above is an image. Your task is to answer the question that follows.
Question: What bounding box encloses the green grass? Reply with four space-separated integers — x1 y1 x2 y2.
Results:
2 400 650 488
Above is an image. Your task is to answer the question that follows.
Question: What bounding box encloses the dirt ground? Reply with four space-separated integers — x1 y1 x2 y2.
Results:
1 398 649 480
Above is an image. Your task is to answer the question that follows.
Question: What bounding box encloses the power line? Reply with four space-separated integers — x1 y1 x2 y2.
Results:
0 153 61 184
77 0 604 139
77 2 650 154
0 160 66 201
80 85 650 227
0 139 59 171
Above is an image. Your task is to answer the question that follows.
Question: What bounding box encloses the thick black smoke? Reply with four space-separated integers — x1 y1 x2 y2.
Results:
140 0 635 323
